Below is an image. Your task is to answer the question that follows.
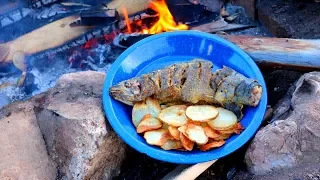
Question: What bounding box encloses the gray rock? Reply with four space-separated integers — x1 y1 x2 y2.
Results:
0 101 57 179
0 93 11 109
245 72 320 175
32 71 127 180
188 0 227 12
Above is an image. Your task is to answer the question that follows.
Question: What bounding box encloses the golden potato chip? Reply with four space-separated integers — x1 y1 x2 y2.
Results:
180 133 194 151
200 140 225 151
207 108 237 130
168 126 180 140
177 125 188 136
213 133 232 141
185 124 208 145
144 129 174 146
132 97 162 127
186 105 219 122
136 114 162 133
161 140 183 150
218 122 244 134
158 105 188 127
203 126 221 139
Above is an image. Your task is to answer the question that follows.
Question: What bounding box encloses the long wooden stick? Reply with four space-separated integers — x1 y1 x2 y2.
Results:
161 160 217 180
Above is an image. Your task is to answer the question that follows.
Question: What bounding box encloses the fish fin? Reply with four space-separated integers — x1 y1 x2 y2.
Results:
224 102 244 120
0 44 9 62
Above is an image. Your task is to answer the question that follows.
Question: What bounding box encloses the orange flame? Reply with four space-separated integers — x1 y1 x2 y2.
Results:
122 6 132 33
121 0 188 34
147 0 188 34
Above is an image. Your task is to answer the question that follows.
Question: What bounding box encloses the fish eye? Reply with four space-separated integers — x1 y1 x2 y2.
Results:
124 82 131 88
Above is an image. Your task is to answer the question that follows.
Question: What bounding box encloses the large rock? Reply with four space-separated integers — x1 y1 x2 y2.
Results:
32 71 127 180
0 101 57 179
245 72 320 175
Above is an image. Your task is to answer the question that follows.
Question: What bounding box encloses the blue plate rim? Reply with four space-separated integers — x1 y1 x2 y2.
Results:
102 30 268 164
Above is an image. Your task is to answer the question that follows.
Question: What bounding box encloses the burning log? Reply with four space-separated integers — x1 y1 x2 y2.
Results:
113 33 320 71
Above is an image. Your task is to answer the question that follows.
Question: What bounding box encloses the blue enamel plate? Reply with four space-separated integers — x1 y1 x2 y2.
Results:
102 30 267 164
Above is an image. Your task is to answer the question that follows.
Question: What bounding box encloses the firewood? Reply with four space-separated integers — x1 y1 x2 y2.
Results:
106 0 150 17
219 35 320 71
190 18 255 33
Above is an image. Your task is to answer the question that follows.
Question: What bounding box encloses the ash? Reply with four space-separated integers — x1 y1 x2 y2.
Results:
0 43 115 106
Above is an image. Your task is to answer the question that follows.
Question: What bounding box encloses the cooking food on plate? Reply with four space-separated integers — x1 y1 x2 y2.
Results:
108 58 263 151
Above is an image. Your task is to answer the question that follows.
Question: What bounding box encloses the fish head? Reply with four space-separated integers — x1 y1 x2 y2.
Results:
109 78 142 106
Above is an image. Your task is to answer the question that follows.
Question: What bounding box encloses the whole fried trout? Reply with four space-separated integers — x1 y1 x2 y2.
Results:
109 59 262 115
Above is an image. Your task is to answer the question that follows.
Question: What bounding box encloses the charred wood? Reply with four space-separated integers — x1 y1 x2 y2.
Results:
69 9 120 27
29 0 60 9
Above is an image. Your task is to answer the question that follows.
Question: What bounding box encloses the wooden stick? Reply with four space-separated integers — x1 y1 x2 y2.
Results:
161 160 217 180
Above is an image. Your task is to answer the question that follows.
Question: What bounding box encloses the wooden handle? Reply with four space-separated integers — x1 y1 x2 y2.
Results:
161 159 217 180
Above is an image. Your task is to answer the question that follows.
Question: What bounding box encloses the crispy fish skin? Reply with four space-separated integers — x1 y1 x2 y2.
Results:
109 59 262 110
213 66 262 107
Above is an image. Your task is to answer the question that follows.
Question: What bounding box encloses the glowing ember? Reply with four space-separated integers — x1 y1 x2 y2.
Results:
122 0 188 34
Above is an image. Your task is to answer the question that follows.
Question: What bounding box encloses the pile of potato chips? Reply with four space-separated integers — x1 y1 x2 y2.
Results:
132 97 244 151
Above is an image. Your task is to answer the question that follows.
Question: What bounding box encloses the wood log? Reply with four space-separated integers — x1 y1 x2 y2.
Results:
219 35 320 71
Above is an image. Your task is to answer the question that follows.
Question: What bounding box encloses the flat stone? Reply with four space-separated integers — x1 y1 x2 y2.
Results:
245 72 320 175
0 101 57 180
231 0 256 20
257 0 320 38
32 71 128 180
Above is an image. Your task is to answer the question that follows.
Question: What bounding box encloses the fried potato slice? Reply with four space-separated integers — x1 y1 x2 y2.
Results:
200 140 225 151
203 126 221 139
177 125 188 136
161 140 183 150
185 124 208 145
213 133 232 140
168 126 180 140
207 107 237 130
186 105 219 122
218 122 244 134
132 97 162 127
136 114 162 133
180 133 194 151
144 129 174 146
158 105 188 127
